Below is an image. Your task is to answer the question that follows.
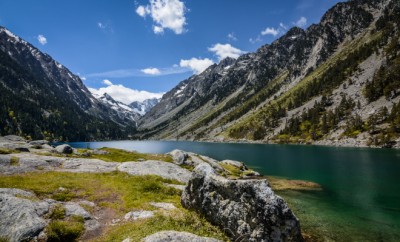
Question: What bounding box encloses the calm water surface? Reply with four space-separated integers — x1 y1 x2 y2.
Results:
68 141 400 241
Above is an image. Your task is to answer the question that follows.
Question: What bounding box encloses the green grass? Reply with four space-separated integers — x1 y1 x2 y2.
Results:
9 156 19 166
0 171 228 240
0 148 15 154
80 147 173 163
47 219 85 242
0 171 180 213
93 212 229 242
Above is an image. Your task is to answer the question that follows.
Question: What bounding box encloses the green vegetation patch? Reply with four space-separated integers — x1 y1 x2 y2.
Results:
82 147 173 163
0 148 18 155
47 218 85 242
9 156 20 166
0 171 180 213
94 212 228 242
267 176 322 191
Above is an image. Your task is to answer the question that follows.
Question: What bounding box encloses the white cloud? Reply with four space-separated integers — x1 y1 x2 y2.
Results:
180 58 214 74
249 36 262 44
37 35 47 45
136 0 187 35
89 81 163 104
280 22 288 30
227 32 237 41
103 79 113 86
295 17 307 28
208 43 245 61
261 27 279 36
141 67 161 75
136 5 150 17
153 25 164 34
98 22 106 29
87 66 188 78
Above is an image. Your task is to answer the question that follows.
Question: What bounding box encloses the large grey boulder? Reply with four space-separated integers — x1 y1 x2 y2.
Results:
168 149 188 165
118 160 192 183
181 164 303 242
0 189 50 242
55 144 73 154
143 231 223 242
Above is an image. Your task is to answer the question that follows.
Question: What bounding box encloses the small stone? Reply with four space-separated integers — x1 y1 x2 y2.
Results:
111 218 121 225
64 202 91 220
55 144 73 154
122 238 132 242
149 202 176 210
143 231 223 242
124 210 154 221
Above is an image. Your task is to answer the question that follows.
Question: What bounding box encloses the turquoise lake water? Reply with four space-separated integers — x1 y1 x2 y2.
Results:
68 141 400 241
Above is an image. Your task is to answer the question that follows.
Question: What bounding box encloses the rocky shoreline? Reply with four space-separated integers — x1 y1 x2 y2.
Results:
0 135 305 241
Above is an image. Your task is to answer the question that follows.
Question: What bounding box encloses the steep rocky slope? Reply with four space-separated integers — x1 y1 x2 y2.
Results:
138 0 400 147
0 27 137 141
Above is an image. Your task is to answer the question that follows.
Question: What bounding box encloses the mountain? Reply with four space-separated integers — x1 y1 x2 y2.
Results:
138 0 400 148
129 98 161 116
0 26 136 141
93 92 160 119
94 93 141 122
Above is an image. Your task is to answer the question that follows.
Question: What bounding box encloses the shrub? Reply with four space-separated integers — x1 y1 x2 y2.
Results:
47 220 84 242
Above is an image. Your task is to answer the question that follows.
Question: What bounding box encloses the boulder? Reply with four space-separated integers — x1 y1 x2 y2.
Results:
55 144 73 154
181 164 303 242
117 160 192 183
29 140 49 146
221 159 246 170
0 189 50 242
143 231 222 242
2 135 26 142
168 149 188 165
64 202 91 220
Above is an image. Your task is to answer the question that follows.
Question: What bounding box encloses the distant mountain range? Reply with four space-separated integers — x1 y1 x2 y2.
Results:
1 0 399 147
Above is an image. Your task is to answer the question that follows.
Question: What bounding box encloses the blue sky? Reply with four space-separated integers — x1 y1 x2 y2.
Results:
0 0 343 103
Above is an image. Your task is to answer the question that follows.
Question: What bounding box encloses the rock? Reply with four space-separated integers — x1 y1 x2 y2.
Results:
124 210 154 221
143 231 222 242
29 140 49 146
117 160 192 183
91 149 109 155
64 202 91 220
15 147 30 152
149 202 176 210
168 149 188 165
0 188 50 242
122 238 132 242
181 164 303 242
55 144 73 154
163 183 186 191
2 135 26 142
61 158 118 173
84 219 101 232
0 154 64 174
221 159 246 169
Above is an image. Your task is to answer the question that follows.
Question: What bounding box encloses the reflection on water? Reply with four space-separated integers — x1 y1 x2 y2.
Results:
67 140 400 241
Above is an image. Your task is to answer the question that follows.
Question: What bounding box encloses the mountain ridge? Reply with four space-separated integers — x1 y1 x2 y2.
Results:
0 26 137 141
137 0 400 148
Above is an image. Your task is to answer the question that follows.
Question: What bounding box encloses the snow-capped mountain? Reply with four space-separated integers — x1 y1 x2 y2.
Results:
93 93 160 120
129 98 160 116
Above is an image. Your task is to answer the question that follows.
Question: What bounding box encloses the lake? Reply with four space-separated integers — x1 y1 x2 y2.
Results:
68 140 400 241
